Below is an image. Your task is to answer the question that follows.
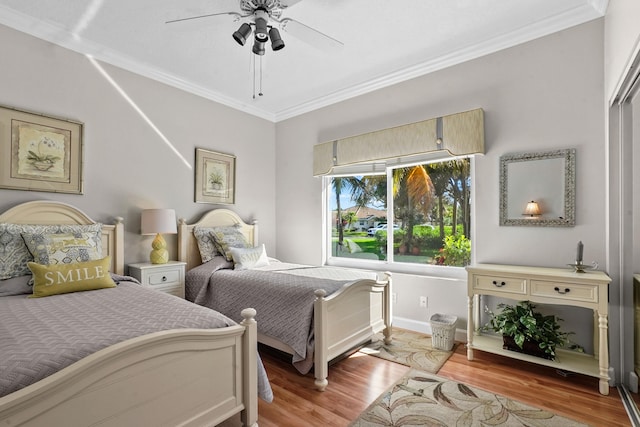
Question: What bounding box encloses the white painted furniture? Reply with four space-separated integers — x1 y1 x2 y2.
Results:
128 261 186 298
0 201 260 427
466 263 611 395
178 208 393 391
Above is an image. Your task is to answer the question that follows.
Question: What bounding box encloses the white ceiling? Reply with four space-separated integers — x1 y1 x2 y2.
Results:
0 0 607 122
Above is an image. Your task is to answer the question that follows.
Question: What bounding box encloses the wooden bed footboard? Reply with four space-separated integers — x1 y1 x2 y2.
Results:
313 271 392 391
0 309 259 427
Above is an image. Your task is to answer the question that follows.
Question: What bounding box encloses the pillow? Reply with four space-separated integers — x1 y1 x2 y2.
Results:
0 224 33 279
193 226 219 263
22 230 102 266
0 223 102 280
0 275 32 296
210 226 250 261
28 256 116 298
229 244 270 270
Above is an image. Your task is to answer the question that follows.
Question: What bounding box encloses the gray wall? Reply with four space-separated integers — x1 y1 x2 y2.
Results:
275 20 607 360
0 24 277 265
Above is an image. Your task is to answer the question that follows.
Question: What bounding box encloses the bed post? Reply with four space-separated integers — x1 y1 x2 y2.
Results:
382 272 393 345
251 219 258 247
240 308 258 427
113 216 124 275
177 218 188 264
313 289 329 391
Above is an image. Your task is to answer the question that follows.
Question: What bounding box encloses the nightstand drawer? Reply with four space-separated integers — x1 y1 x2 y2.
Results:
530 280 598 303
147 270 180 286
128 261 186 299
473 275 526 295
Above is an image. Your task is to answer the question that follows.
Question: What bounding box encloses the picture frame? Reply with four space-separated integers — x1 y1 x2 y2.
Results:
195 148 236 204
0 105 83 194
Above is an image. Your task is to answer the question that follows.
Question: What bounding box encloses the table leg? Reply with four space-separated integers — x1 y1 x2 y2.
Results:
598 312 609 395
467 295 474 360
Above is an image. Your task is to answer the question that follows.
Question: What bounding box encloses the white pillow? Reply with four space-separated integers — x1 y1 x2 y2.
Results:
229 244 270 270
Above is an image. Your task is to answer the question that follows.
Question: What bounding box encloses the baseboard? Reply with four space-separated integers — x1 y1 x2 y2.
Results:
392 316 467 343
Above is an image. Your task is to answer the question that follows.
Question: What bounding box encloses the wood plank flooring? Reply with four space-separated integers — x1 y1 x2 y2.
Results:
253 340 633 427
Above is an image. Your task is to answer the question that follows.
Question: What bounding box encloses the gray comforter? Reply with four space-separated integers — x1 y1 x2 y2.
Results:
0 276 273 402
186 258 377 374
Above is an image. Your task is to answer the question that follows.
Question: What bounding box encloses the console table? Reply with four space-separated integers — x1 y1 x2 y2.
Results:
466 264 611 395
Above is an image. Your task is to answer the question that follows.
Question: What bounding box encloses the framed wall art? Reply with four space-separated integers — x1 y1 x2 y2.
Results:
0 105 83 194
195 148 236 204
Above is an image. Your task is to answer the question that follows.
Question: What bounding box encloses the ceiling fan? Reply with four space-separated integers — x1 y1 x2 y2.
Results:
166 0 343 56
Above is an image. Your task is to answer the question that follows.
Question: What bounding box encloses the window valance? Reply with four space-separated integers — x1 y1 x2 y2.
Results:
313 108 484 176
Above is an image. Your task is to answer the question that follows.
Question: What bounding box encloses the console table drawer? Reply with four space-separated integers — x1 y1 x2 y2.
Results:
473 275 526 295
530 280 598 303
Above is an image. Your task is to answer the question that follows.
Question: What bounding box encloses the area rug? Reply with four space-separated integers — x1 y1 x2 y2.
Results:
349 369 588 426
359 329 455 373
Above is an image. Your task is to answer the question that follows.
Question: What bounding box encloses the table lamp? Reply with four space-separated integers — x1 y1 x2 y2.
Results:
141 209 177 264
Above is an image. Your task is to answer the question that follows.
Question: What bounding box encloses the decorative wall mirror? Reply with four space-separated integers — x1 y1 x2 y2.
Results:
499 148 576 227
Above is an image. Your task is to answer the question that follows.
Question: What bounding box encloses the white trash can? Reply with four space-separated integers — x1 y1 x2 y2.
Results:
430 313 457 351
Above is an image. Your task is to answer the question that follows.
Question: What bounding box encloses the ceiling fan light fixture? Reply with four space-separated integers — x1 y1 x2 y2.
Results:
269 27 284 51
232 23 252 46
252 40 266 55
254 17 269 42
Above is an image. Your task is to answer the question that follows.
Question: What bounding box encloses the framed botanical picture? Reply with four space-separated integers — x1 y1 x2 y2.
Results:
195 148 236 204
0 105 83 194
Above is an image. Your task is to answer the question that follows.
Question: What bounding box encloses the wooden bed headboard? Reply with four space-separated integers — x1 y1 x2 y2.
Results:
178 208 258 272
0 200 125 275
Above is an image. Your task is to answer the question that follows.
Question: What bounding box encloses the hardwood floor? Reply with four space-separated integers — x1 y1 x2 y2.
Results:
253 341 633 427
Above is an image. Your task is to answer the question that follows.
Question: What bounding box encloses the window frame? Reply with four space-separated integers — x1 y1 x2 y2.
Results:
322 156 476 280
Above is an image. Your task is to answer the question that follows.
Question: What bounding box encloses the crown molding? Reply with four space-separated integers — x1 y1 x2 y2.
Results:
0 6 276 122
273 2 605 121
0 2 605 123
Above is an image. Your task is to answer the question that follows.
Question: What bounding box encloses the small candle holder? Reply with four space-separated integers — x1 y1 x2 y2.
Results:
567 260 598 273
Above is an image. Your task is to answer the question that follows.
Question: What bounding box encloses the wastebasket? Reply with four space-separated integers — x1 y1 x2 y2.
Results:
430 313 457 351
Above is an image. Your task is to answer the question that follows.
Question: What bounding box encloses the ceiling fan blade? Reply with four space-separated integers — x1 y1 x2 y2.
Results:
279 18 343 52
279 0 305 8
166 11 244 25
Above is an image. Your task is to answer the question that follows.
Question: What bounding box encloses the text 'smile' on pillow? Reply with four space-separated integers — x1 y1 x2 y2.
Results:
229 244 270 270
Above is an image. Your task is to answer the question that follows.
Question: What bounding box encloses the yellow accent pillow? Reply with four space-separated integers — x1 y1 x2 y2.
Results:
27 256 116 298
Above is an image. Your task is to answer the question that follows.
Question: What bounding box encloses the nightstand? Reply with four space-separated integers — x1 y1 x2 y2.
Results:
128 261 186 298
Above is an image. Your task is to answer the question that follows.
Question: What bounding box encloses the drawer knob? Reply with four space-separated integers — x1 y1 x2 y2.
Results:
554 286 570 294
162 276 167 282
492 280 506 287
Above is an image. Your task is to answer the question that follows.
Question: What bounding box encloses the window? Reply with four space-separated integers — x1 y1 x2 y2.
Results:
327 157 472 271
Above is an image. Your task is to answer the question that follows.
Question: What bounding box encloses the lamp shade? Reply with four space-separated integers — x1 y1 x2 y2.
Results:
141 209 177 235
523 201 541 217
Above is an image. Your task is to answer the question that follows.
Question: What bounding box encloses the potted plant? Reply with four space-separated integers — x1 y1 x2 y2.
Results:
208 170 224 190
483 300 573 360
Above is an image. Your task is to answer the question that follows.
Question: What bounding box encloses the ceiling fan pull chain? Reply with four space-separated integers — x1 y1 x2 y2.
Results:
252 51 257 99
259 55 264 97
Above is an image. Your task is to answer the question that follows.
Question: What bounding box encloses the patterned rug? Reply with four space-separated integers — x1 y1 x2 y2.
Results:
349 369 589 426
359 329 455 373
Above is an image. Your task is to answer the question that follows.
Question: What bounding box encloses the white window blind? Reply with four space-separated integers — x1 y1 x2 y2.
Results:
313 108 484 176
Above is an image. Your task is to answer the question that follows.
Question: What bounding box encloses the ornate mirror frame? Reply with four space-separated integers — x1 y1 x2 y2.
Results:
499 148 576 227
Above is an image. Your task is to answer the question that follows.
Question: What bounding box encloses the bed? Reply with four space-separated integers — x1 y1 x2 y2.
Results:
177 208 392 391
0 200 269 427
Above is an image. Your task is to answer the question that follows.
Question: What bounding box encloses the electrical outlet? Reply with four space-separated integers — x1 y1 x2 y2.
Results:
392 293 397 304
419 296 427 308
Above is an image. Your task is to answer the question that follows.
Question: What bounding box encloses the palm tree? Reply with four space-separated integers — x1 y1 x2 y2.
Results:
332 176 377 252
393 165 435 250
342 211 359 231
426 163 451 240
447 159 471 237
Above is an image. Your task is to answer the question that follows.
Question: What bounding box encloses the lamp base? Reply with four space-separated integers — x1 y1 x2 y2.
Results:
150 233 169 264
